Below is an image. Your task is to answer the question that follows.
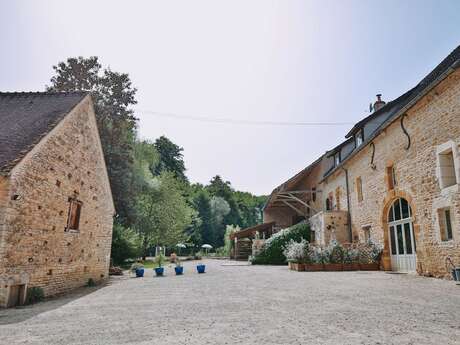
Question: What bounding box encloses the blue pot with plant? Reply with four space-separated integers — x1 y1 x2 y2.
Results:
136 268 145 277
154 254 165 277
175 258 184 275
197 263 206 274
130 262 145 278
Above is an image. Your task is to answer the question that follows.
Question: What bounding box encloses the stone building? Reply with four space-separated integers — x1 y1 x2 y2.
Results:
0 92 114 307
235 45 460 277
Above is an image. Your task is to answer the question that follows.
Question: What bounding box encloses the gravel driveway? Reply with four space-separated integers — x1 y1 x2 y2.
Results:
1 260 459 345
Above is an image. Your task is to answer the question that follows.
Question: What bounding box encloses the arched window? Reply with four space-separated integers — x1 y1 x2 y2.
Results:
388 198 411 223
325 198 331 211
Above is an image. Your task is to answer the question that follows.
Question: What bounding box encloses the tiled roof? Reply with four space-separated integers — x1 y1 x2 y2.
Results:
322 44 460 180
0 91 88 174
346 44 460 139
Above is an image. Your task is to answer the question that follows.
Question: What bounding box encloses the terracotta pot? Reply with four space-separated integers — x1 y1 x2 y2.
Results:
291 263 305 271
359 263 379 271
324 263 343 271
304 263 324 271
343 263 360 271
288 262 295 270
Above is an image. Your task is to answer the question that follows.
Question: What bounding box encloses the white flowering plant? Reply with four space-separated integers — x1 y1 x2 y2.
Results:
283 239 309 263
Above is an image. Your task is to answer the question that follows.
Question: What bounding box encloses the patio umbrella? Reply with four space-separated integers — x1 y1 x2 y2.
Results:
176 243 186 256
201 244 213 255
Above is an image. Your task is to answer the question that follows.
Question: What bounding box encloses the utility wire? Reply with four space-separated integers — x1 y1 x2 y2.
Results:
136 109 355 127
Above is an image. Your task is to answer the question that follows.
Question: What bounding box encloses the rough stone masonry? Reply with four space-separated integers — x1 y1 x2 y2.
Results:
0 93 114 307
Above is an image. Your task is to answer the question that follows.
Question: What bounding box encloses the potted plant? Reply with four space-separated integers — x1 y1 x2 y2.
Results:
324 241 344 271
343 247 360 271
175 257 184 275
283 239 307 271
154 254 165 276
304 246 324 271
130 262 145 277
196 261 206 274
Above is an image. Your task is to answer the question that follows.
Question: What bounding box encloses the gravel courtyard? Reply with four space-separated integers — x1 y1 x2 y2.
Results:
1 260 459 345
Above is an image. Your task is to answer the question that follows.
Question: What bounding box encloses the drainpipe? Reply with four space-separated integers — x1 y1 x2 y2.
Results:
341 167 353 243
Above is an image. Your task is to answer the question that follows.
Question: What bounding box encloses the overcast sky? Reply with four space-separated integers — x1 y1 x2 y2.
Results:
1 1 460 195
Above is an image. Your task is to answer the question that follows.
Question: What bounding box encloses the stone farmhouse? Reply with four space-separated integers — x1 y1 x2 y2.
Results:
0 92 114 308
234 45 460 278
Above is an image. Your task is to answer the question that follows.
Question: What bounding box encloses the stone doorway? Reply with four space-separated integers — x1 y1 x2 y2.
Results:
387 198 417 272
6 284 26 308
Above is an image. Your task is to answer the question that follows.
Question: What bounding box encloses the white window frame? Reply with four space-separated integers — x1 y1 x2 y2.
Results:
436 140 459 192
355 129 364 148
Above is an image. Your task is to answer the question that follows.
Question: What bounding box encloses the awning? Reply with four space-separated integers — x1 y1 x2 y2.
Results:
229 222 276 240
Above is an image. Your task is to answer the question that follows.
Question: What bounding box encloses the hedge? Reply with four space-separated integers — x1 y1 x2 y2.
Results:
251 222 311 265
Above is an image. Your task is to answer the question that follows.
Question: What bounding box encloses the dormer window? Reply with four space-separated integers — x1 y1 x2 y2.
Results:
355 129 364 147
334 152 341 167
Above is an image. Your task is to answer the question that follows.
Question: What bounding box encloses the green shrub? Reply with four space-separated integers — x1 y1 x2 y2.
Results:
87 278 96 287
251 222 311 265
110 223 142 265
25 287 45 305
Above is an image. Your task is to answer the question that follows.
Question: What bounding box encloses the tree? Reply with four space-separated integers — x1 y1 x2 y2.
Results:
47 56 138 226
135 172 193 258
153 136 187 182
209 196 231 247
110 223 142 265
207 175 241 227
192 191 213 246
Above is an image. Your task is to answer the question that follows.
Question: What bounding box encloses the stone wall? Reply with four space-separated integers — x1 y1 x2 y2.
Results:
321 171 348 212
263 206 296 229
0 95 114 305
309 211 349 246
344 69 460 277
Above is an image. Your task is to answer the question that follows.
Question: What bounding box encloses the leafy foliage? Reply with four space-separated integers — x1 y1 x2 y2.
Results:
153 136 188 182
47 56 138 226
223 225 239 256
110 223 142 265
47 56 268 264
251 222 311 265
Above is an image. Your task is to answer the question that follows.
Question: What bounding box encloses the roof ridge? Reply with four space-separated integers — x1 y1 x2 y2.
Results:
0 91 89 97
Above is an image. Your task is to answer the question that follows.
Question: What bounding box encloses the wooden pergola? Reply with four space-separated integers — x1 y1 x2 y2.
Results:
229 221 276 241
268 189 321 217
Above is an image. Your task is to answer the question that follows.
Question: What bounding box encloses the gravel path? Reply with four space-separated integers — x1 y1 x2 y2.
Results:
1 260 460 345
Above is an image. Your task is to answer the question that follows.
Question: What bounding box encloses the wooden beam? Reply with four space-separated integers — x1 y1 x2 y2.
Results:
287 193 318 213
281 200 306 216
277 189 322 195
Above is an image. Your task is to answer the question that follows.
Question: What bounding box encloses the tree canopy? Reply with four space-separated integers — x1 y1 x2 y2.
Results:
47 56 268 264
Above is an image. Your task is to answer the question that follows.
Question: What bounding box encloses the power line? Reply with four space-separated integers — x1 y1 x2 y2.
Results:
136 109 355 127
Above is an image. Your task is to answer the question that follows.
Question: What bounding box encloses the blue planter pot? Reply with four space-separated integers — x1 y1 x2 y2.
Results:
154 267 164 276
135 268 144 277
197 264 206 274
175 266 184 275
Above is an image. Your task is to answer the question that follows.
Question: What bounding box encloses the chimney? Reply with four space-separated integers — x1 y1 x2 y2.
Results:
373 94 385 112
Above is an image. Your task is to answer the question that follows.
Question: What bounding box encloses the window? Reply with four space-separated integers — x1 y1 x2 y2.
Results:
66 198 82 231
386 165 397 190
362 226 371 243
438 150 457 189
312 187 316 202
355 129 364 147
325 197 331 211
334 152 341 167
439 208 453 241
356 177 363 202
